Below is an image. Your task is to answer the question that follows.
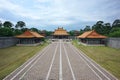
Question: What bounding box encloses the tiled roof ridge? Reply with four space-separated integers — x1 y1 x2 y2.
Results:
53 27 69 35
84 30 94 37
77 30 107 38
15 30 44 38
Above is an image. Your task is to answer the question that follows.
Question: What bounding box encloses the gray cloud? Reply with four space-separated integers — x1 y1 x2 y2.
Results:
0 0 120 30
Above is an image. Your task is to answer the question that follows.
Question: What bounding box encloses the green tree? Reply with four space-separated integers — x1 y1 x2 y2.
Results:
94 21 105 35
109 19 120 37
69 30 75 36
0 21 2 27
109 28 120 37
3 21 13 28
14 29 22 35
45 31 53 36
110 27 120 33
21 28 28 32
30 28 39 32
15 21 26 29
84 26 91 31
79 29 84 35
92 25 95 30
93 21 112 36
0 27 14 36
112 19 120 28
103 23 111 35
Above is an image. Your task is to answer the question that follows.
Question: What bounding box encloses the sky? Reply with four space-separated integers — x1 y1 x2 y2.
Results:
0 0 120 31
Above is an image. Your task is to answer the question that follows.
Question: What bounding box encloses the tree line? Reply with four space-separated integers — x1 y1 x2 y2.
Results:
0 19 120 37
0 21 52 37
0 21 26 36
69 19 120 37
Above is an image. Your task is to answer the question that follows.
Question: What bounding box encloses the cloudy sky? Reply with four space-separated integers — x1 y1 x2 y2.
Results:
0 0 120 31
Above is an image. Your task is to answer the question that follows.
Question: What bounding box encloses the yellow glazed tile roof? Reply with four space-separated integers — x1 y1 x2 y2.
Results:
16 30 44 38
77 30 107 38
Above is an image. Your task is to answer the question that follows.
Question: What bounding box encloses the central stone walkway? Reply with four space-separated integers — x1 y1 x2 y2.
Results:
4 40 117 80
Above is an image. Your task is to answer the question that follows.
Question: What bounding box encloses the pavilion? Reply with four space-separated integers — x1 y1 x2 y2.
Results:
77 30 107 45
53 27 69 39
15 30 44 46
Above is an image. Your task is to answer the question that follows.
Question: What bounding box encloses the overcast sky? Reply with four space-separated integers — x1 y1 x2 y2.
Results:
0 0 120 31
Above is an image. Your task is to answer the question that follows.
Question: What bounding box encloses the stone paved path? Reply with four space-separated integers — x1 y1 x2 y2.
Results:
4 40 118 80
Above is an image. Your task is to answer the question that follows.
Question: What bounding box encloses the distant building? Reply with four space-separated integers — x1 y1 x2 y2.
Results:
77 30 107 45
40 30 47 37
73 30 80 36
15 30 44 45
53 27 69 39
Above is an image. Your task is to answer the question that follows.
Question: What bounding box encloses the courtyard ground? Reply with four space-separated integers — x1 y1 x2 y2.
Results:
0 42 48 79
3 40 117 80
72 40 120 79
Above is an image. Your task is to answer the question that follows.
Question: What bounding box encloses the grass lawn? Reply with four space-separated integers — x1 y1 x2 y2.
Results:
72 40 120 79
0 42 48 79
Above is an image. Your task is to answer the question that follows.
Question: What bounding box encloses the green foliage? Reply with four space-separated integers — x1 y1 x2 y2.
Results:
79 29 84 35
94 21 105 35
39 30 53 36
0 20 27 36
0 19 120 37
108 19 120 37
13 29 22 35
109 28 120 37
79 26 91 35
110 27 120 33
92 21 112 36
45 31 53 36
79 19 119 37
92 25 95 30
84 26 91 31
69 31 75 36
15 21 26 29
103 23 111 35
0 21 2 27
0 27 14 36
30 27 39 32
41 38 45 41
3 21 13 28
21 28 29 32
69 30 80 36
112 19 120 28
